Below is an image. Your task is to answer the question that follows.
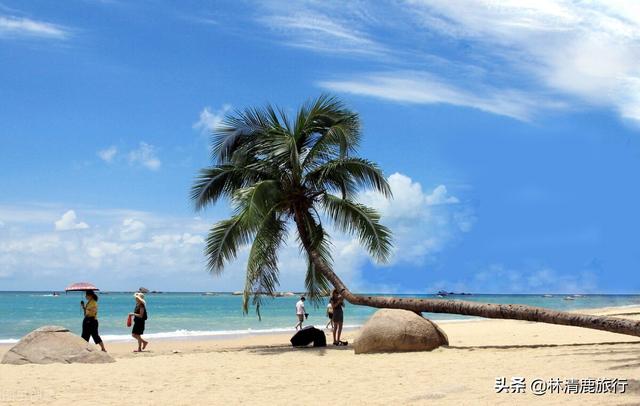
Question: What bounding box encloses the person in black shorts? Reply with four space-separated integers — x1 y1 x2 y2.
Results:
330 289 347 346
130 292 148 352
81 290 106 352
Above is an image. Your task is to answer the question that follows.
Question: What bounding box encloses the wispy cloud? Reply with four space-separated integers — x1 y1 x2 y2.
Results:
97 143 161 170
259 13 384 56
97 146 118 163
257 0 640 124
405 0 640 122
426 263 598 294
193 105 231 134
255 1 387 57
127 142 161 171
0 15 69 39
320 71 562 121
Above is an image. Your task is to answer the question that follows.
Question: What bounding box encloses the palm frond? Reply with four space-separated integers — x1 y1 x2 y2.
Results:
242 210 288 314
322 194 392 263
231 180 283 218
304 258 331 305
303 218 333 305
191 165 263 211
204 214 255 275
300 96 361 168
205 181 281 274
305 157 392 198
213 107 271 163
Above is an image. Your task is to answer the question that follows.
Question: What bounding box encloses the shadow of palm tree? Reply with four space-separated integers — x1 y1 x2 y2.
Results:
447 341 640 351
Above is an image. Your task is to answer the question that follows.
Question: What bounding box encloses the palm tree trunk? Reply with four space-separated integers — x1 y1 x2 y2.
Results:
298 231 640 337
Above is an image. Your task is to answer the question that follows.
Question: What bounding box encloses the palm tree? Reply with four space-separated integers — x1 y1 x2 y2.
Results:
192 95 640 337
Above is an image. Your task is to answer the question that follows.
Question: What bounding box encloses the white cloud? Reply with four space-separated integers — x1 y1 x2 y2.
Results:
97 146 117 163
193 105 231 134
87 240 124 260
0 16 69 39
0 206 213 290
360 173 472 265
54 210 89 231
425 185 459 206
128 142 161 170
0 173 472 292
120 218 146 241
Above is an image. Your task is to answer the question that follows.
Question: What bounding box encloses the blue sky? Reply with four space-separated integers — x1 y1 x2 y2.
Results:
2 0 640 293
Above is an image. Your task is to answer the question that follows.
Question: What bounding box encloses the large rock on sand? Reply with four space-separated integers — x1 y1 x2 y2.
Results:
1 326 115 365
354 309 449 354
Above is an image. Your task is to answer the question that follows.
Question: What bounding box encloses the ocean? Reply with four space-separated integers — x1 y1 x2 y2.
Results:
2 292 639 343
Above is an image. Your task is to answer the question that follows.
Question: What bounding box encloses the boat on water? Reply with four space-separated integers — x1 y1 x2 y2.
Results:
563 296 575 301
436 290 472 297
542 294 553 298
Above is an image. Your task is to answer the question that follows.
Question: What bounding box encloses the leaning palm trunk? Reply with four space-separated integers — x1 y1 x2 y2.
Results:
306 250 640 338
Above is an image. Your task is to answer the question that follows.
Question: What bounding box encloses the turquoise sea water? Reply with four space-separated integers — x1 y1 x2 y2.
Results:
1 292 639 343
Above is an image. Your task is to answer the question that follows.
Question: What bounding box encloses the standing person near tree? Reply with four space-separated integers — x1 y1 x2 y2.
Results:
330 289 347 346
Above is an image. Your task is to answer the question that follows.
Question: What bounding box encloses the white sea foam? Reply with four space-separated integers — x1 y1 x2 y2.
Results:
0 320 478 344
100 324 364 342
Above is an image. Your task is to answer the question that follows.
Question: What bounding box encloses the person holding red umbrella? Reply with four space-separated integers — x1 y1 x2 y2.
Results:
80 290 106 352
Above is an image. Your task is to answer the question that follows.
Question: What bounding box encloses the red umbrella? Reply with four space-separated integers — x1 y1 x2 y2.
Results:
65 282 100 292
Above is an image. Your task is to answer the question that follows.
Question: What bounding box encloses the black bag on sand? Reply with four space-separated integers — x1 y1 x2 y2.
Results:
290 326 327 347
312 328 326 347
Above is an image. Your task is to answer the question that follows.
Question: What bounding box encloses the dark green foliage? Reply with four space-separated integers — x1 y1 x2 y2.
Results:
192 95 393 314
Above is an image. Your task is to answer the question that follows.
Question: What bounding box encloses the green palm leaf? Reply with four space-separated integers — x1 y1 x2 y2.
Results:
242 209 288 315
193 95 394 318
204 214 255 275
191 165 261 211
306 157 392 198
321 194 392 263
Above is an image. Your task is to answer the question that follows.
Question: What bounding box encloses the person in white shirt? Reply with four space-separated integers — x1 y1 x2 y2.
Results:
295 296 307 330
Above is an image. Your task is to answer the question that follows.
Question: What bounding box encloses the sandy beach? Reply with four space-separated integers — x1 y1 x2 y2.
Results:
1 305 639 405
